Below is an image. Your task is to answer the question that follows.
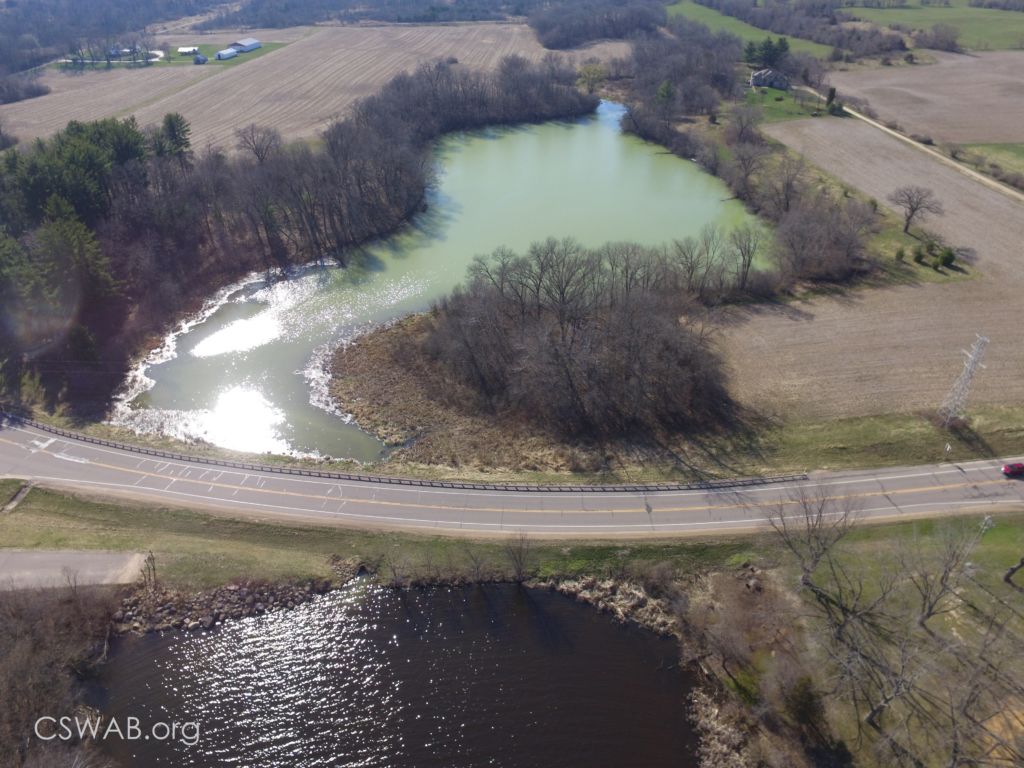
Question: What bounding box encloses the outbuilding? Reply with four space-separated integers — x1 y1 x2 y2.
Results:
194 54 208 65
230 38 262 53
177 46 199 56
215 48 238 61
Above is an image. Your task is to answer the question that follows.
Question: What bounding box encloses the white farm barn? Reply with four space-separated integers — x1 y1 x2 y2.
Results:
231 38 262 53
215 48 238 60
176 46 199 55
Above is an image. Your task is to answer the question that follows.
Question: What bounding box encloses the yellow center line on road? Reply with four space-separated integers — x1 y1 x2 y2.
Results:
0 434 1010 518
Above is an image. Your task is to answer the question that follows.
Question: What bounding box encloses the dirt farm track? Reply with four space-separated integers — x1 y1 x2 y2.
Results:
721 116 1024 420
0 24 628 149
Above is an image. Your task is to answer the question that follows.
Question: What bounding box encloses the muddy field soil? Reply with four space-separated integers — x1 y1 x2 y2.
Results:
830 51 1024 144
720 116 1024 419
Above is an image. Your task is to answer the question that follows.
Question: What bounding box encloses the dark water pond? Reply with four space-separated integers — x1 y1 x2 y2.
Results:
90 583 697 767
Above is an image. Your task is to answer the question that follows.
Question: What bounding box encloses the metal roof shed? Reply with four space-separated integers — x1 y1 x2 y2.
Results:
231 38 262 52
215 48 238 60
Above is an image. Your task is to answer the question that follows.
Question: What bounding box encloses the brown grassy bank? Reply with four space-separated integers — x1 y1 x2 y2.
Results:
329 313 759 478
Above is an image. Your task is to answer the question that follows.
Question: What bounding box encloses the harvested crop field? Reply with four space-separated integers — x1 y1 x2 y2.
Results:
0 66 214 144
719 116 1024 420
2 24 628 150
830 51 1024 143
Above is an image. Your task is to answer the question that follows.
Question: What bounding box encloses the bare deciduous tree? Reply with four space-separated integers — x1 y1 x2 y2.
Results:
728 142 768 201
766 487 859 581
504 531 532 583
764 493 1024 766
235 123 282 164
727 104 764 145
729 223 763 290
887 185 944 234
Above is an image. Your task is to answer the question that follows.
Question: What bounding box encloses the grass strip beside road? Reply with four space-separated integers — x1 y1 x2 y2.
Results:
0 479 23 508
0 486 753 589
0 484 1019 592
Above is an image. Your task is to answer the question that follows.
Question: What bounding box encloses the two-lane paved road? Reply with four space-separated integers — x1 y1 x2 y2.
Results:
1 419 1022 535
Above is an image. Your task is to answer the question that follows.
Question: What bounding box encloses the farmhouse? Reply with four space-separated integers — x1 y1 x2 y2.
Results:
215 48 238 61
177 46 199 56
231 38 262 53
750 68 790 90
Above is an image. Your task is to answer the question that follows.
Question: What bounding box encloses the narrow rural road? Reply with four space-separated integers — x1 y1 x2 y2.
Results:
1 419 1022 535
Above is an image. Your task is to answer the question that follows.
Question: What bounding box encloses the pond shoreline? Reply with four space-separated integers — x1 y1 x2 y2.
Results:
106 100 752 460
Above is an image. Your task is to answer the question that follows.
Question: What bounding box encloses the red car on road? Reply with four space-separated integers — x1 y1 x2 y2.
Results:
1002 463 1024 477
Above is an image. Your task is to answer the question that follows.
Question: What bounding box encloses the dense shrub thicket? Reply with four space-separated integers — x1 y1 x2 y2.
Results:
617 16 743 141
0 57 595 411
968 0 1024 10
0 75 49 106
695 0 906 57
911 23 961 50
425 239 732 438
0 585 117 768
0 120 15 151
528 1 666 49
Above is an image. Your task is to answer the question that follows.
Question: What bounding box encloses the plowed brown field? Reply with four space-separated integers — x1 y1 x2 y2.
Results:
720 117 1024 420
0 66 214 144
830 51 1024 144
1 24 628 149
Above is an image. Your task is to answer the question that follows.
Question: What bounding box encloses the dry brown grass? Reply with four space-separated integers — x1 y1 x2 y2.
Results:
829 51 1024 144
0 585 117 768
329 315 605 474
1 24 628 149
720 116 1024 420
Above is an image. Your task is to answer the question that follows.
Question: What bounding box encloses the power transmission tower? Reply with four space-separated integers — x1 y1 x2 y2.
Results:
938 334 988 428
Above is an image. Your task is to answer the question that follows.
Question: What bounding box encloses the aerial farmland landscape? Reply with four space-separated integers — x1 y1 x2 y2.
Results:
1 1 1022 766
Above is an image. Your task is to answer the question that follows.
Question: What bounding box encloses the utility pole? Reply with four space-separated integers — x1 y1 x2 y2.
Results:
938 334 988 428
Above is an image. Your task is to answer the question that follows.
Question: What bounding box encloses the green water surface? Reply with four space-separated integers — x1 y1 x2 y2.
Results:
115 102 753 459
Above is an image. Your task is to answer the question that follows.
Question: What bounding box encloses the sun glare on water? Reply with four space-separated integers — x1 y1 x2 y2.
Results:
190 309 283 358
193 387 289 454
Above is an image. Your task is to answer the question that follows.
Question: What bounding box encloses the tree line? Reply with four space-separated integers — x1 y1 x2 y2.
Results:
0 56 596 412
423 239 733 440
527 1 666 49
968 0 1024 10
621 17 745 125
695 0 906 58
196 0 543 29
616 19 874 286
0 0 213 75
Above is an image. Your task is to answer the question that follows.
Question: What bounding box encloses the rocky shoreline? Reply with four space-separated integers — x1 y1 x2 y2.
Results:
538 576 679 636
113 559 681 639
112 556 366 634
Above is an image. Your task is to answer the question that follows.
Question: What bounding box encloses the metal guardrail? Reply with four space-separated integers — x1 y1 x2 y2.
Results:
1 411 808 493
